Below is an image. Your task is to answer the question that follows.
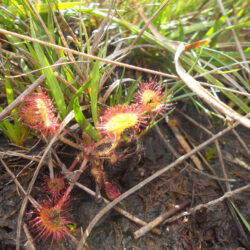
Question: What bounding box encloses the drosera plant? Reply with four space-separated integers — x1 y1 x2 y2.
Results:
134 79 173 116
97 103 149 155
0 1 184 247
29 195 72 244
1 0 248 248
18 88 60 138
42 174 67 200
90 159 121 200
2 57 175 245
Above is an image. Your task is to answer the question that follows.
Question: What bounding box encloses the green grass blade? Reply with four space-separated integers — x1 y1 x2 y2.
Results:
90 50 101 126
125 80 139 104
5 72 14 105
30 19 67 118
73 97 99 141
67 80 91 113
230 200 250 232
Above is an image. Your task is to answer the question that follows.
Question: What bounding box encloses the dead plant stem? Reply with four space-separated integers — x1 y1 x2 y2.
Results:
175 43 250 128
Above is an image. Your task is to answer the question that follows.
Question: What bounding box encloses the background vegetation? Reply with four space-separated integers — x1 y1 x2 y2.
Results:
0 0 249 249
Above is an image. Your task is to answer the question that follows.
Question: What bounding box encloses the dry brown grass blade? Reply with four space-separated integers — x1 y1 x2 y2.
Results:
168 117 203 170
175 43 250 128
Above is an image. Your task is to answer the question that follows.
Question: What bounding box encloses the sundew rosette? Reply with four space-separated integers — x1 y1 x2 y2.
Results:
97 104 148 155
19 89 59 136
135 80 173 115
43 175 66 199
29 198 71 244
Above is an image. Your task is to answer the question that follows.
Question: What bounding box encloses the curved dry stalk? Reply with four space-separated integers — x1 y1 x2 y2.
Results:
0 28 178 80
175 43 250 128
76 120 241 249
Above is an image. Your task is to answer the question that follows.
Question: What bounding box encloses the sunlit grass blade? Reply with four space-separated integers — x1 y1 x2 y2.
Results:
66 80 91 114
30 19 67 118
8 2 87 15
230 200 250 232
90 50 101 126
4 60 15 106
125 80 139 104
0 107 28 145
73 97 99 141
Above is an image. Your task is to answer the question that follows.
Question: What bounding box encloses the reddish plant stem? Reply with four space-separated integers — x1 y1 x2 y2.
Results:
59 157 88 207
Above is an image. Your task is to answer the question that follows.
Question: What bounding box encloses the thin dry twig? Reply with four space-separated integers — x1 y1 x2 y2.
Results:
163 184 250 224
154 124 180 158
25 0 57 48
231 129 250 156
128 0 171 51
176 109 248 180
176 109 249 243
216 139 249 243
216 0 249 72
91 0 114 54
134 0 178 51
23 223 36 250
0 151 41 163
0 157 40 208
156 120 237 182
197 57 249 94
133 200 190 239
0 28 178 81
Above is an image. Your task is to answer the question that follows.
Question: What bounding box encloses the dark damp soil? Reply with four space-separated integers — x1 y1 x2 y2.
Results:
0 101 250 250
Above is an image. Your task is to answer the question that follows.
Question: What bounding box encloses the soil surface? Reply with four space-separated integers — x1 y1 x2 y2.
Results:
0 101 250 250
